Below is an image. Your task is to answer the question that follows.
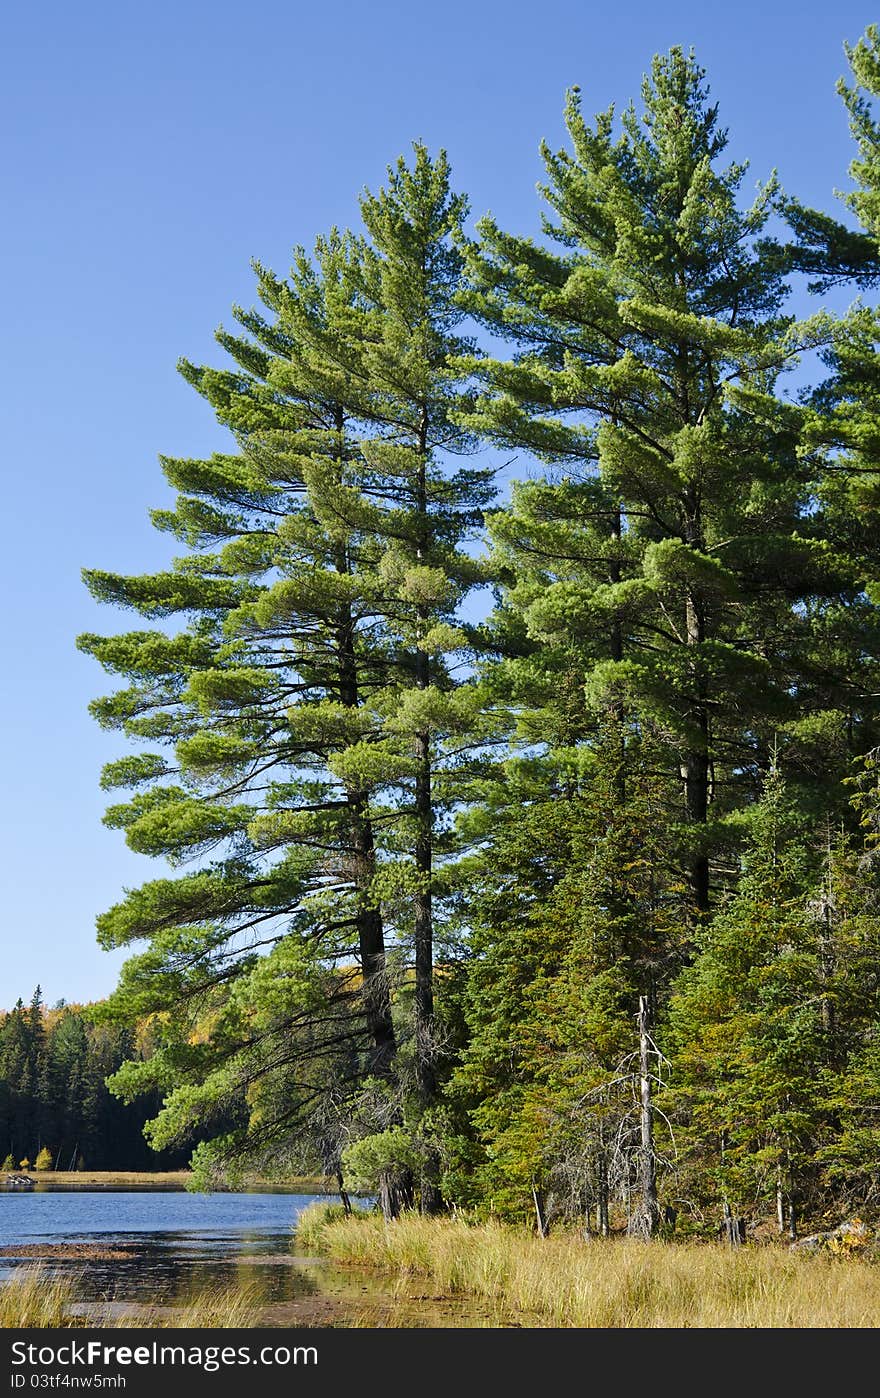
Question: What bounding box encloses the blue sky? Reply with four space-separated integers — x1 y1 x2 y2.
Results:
2 0 876 1005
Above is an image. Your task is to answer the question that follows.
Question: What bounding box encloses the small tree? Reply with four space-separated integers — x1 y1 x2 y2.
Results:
669 765 825 1236
341 1127 420 1221
34 1147 53 1171
453 719 686 1228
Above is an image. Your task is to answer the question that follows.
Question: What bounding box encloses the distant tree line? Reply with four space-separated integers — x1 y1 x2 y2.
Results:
0 989 190 1172
77 33 880 1236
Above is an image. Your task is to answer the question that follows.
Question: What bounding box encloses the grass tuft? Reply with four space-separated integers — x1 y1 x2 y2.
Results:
158 1284 260 1327
294 1201 363 1252
0 1267 260 1329
0 1267 77 1327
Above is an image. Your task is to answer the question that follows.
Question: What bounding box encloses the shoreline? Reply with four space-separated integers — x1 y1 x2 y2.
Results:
1 1170 335 1191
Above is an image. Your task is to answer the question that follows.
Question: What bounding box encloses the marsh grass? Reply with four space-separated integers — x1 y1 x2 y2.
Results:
295 1205 880 1327
294 1202 355 1251
0 1267 75 1327
0 1267 260 1328
155 1284 260 1327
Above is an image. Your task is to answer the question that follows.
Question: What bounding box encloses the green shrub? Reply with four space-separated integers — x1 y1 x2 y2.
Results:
342 1127 421 1194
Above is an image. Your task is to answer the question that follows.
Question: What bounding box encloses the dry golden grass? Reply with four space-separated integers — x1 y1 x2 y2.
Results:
15 1170 331 1191
0 1267 260 1328
154 1285 261 1327
295 1205 880 1327
22 1171 194 1188
0 1267 75 1327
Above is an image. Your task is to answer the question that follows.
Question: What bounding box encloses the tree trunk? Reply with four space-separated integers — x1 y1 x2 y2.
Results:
413 750 443 1215
379 1168 415 1223
683 586 710 913
336 1170 352 1216
608 502 627 803
350 795 396 1076
820 838 837 1047
336 589 396 1074
411 411 443 1216
413 728 436 1105
610 502 623 665
597 1166 610 1238
533 1185 548 1237
412 409 437 1114
630 995 660 1238
721 1200 745 1247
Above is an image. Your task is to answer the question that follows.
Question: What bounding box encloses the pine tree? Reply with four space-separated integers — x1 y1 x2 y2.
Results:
0 997 188 1171
0 1001 29 1163
668 766 828 1235
458 49 836 910
779 27 880 289
777 30 880 780
811 752 880 1205
26 987 44 1057
318 148 493 1128
81 148 491 1193
451 721 686 1228
81 231 400 1098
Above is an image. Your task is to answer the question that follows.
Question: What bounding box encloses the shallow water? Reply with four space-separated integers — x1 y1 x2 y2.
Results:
0 1188 333 1307
0 1187 512 1327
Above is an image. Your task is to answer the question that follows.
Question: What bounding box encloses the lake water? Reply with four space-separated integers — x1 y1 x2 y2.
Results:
0 1187 338 1314
0 1186 510 1326
0 1186 325 1248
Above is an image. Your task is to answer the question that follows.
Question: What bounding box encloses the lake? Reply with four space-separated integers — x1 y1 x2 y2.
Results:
0 1187 340 1317
0 1186 507 1327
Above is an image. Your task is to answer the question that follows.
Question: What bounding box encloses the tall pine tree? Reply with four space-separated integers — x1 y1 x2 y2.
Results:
458 49 836 911
81 148 492 1191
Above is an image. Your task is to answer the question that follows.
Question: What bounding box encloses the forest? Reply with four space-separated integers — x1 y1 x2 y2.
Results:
70 31 880 1240
0 990 188 1172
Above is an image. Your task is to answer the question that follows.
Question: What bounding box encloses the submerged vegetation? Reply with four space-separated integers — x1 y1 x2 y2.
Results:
72 27 880 1247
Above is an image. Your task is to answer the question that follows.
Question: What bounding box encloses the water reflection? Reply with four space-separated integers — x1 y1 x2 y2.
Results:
3 1236 327 1306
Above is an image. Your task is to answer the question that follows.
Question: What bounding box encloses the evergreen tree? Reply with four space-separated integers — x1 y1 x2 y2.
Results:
779 27 880 289
331 149 493 1130
812 751 880 1206
80 147 491 1193
54 39 880 1229
451 722 687 1228
0 996 186 1171
779 29 880 778
458 49 837 910
668 767 828 1235
27 988 45 1058
81 232 398 1118
0 1000 29 1162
